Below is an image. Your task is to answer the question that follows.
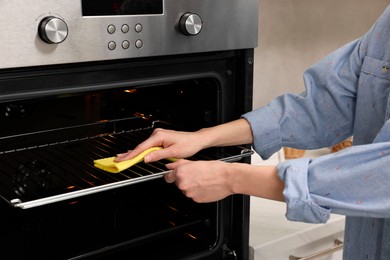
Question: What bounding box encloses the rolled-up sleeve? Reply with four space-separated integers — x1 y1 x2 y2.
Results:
242 106 282 159
277 137 390 223
277 158 331 223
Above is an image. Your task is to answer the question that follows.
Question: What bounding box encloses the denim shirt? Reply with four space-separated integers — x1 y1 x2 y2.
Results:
243 5 390 259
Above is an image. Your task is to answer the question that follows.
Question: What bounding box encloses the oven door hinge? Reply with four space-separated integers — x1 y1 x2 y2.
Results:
223 244 237 260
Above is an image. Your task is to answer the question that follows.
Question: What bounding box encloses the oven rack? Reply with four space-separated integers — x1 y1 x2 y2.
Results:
0 127 253 209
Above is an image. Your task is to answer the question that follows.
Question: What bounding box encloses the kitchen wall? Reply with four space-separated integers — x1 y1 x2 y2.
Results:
253 0 390 109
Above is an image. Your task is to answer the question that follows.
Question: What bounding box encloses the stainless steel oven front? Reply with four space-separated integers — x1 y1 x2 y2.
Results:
0 0 257 69
0 1 258 259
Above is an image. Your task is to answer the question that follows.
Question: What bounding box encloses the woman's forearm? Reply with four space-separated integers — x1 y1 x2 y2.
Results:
228 162 285 202
165 159 284 203
198 118 254 148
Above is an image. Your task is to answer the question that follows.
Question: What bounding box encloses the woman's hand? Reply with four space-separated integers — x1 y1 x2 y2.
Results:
115 128 205 162
165 159 235 203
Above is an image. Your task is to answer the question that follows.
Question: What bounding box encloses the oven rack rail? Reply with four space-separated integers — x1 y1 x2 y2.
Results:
0 128 253 209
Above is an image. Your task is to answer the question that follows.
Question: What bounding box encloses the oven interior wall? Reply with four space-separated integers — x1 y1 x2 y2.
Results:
0 50 253 260
0 78 219 152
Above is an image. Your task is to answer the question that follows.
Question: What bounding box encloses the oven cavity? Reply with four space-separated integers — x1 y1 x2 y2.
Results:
0 69 253 259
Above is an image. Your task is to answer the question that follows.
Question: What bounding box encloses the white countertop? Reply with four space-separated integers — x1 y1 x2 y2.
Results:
249 150 345 260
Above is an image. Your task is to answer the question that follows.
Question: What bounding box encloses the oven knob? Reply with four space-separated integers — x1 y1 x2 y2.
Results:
38 16 68 44
179 13 203 36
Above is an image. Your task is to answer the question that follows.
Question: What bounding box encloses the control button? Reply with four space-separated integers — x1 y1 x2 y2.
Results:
135 23 143 33
38 16 68 44
179 13 203 36
108 41 116 50
121 24 129 33
122 40 130 49
135 39 143 49
107 25 116 34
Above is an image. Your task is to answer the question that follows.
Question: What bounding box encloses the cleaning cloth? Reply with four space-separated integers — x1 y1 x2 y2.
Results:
94 147 163 173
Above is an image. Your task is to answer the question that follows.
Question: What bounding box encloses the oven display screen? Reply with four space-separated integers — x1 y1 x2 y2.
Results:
82 0 163 16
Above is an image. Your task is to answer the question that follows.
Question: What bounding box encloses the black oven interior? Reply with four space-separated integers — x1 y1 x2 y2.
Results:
0 50 253 260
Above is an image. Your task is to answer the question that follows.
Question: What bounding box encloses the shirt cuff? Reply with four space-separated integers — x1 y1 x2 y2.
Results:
277 158 331 223
242 105 282 159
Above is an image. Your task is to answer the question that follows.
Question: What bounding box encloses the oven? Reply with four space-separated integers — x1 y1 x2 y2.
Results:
0 0 258 259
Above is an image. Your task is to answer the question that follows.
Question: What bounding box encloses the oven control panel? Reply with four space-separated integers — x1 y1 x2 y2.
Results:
0 0 258 69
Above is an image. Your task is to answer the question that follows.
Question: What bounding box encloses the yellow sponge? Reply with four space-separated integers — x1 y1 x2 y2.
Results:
94 147 163 173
